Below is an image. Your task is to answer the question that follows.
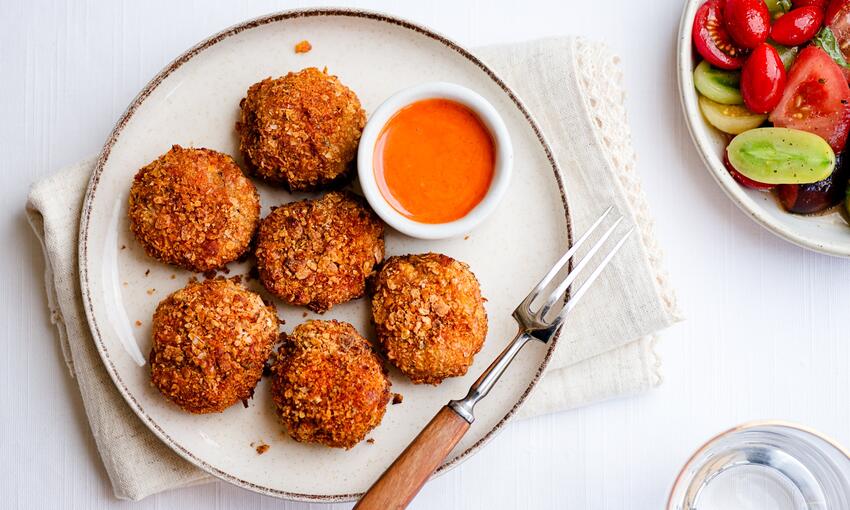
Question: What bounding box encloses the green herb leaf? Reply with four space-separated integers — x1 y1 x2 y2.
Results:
813 26 850 69
764 0 792 16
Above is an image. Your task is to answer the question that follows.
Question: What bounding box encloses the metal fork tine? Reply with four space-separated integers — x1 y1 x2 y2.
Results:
538 215 625 319
522 206 613 308
447 211 631 436
551 227 635 324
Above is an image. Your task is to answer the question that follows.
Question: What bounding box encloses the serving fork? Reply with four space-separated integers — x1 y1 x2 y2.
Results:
355 207 634 510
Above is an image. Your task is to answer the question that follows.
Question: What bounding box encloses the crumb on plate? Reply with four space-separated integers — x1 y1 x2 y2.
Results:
294 40 312 53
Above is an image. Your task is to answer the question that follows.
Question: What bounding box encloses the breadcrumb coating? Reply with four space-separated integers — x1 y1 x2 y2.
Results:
372 253 488 384
271 320 390 449
236 67 365 191
149 278 279 414
128 145 260 272
255 191 384 313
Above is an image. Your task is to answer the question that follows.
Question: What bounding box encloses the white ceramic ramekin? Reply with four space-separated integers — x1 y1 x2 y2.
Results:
357 82 513 240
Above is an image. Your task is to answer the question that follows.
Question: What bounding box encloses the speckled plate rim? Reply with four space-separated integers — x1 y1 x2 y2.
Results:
677 0 850 258
77 8 573 503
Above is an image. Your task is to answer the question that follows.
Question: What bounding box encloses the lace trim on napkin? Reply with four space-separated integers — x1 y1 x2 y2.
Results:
573 38 681 326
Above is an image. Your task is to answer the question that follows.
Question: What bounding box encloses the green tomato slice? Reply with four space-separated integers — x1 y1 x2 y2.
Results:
727 128 835 184
699 95 767 134
694 60 743 105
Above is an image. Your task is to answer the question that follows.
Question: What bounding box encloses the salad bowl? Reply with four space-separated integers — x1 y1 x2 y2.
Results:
677 0 850 258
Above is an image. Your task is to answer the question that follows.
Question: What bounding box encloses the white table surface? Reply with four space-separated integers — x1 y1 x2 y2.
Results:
2 0 848 508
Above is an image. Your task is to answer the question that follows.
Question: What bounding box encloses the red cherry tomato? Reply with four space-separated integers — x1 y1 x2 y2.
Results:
723 151 775 189
693 0 746 69
741 44 787 113
827 1 850 82
769 46 850 151
792 0 828 9
826 0 849 24
771 7 825 45
724 0 771 49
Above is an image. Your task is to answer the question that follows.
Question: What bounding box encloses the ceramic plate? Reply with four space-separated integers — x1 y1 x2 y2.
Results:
677 0 850 257
79 9 572 502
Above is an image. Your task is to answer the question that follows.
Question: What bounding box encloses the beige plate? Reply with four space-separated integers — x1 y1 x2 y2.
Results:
78 9 572 502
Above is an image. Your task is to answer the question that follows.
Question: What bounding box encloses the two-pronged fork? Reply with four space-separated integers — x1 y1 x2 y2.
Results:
355 207 634 510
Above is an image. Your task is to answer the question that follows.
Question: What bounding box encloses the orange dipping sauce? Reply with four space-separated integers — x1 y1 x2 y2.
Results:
373 98 496 224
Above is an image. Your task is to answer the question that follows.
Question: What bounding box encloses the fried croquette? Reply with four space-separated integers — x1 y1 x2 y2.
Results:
371 253 488 385
271 320 390 449
149 278 279 414
128 145 260 273
255 191 384 313
236 67 366 191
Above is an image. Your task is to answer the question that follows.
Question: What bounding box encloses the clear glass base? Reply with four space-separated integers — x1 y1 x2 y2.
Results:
668 423 850 510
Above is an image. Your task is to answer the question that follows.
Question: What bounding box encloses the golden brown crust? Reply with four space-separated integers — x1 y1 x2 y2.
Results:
372 253 488 385
236 67 365 191
149 278 279 414
255 191 384 313
271 320 390 449
128 145 260 273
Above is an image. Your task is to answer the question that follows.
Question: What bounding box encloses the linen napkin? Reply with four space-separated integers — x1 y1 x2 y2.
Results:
26 37 680 501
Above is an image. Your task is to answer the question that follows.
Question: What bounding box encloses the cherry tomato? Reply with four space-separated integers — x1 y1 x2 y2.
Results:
693 0 746 69
827 1 850 61
769 46 850 151
771 7 825 45
724 0 771 49
741 44 787 113
792 0 828 9
723 151 775 189
826 0 849 23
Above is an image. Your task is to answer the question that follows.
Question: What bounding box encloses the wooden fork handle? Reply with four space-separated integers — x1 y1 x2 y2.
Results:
354 405 471 510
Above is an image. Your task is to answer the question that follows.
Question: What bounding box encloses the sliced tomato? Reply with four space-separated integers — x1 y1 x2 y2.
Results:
723 151 775 189
693 0 746 69
769 46 850 152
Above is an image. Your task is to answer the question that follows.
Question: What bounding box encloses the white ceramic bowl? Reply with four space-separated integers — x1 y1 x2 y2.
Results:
357 82 513 239
677 0 850 257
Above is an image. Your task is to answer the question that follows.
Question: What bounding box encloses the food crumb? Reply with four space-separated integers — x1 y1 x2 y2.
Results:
251 441 270 455
135 320 142 327
122 281 128 287
120 245 126 250
147 288 156 295
464 235 470 240
302 312 308 318
294 40 312 54
366 438 375 444
170 274 176 280
392 393 403 405
144 269 150 276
